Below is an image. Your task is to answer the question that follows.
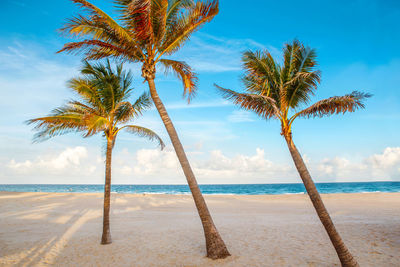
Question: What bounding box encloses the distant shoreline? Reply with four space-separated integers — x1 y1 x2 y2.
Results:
1 191 399 197
1 182 399 195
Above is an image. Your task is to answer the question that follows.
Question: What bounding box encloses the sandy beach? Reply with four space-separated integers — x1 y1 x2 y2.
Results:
0 192 399 266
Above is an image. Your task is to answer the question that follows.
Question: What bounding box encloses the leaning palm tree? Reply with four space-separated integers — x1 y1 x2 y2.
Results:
216 40 371 267
27 60 164 245
57 0 230 258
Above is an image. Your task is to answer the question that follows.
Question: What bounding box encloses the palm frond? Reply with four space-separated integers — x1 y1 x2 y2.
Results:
83 113 109 137
281 40 319 108
114 0 169 46
242 50 280 86
151 0 169 45
158 0 218 57
159 59 198 102
166 0 194 25
241 50 281 105
122 125 165 149
61 14 123 47
215 84 280 120
131 92 153 115
113 92 152 123
283 70 321 108
67 77 105 113
113 101 134 123
68 0 138 45
294 91 372 119
280 41 296 83
59 0 144 61
26 105 89 142
59 39 142 62
115 0 153 42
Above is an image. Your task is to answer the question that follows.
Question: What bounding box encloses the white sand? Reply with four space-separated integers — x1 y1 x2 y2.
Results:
0 192 399 266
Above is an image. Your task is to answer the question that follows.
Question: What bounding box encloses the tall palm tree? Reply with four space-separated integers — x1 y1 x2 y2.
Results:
216 40 371 267
27 60 164 245
57 0 230 258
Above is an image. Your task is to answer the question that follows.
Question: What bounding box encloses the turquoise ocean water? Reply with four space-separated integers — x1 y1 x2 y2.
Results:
0 182 399 195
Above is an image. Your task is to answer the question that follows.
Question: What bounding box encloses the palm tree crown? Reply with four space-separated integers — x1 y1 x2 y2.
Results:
216 40 371 137
59 0 218 101
28 60 164 147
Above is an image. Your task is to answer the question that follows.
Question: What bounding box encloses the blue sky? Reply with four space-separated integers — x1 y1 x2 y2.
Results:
0 0 399 184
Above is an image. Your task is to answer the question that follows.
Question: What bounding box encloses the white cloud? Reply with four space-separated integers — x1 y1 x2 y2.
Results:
193 148 293 183
228 110 255 122
317 157 366 180
112 147 295 184
2 146 400 184
7 146 90 174
368 147 400 168
174 33 280 73
132 148 180 175
314 147 400 181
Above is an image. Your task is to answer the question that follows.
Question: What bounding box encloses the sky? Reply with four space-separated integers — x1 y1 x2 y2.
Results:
0 0 399 184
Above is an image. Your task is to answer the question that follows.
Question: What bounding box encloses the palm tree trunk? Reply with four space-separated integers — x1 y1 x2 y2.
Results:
146 77 230 259
101 138 113 244
283 134 358 267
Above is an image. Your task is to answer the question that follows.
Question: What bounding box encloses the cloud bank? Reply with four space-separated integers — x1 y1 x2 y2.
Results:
2 146 399 184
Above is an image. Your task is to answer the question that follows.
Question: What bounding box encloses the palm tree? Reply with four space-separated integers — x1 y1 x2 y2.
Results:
57 0 230 259
216 40 371 267
27 60 164 245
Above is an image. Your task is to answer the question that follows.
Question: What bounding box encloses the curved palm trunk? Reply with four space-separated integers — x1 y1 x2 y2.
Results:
283 134 358 267
101 138 113 244
146 78 230 259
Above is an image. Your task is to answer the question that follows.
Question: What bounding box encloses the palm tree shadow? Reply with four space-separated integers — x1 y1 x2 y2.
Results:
12 208 93 266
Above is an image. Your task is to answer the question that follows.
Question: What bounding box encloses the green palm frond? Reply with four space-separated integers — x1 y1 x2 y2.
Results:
121 125 165 149
215 84 280 119
73 60 134 114
241 50 281 105
283 70 321 108
113 101 135 123
242 50 280 87
281 41 319 108
159 59 198 102
280 41 295 83
67 78 106 113
131 92 153 115
293 91 372 119
113 92 152 123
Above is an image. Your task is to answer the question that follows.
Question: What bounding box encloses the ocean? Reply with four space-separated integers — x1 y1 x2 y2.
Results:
0 182 399 195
